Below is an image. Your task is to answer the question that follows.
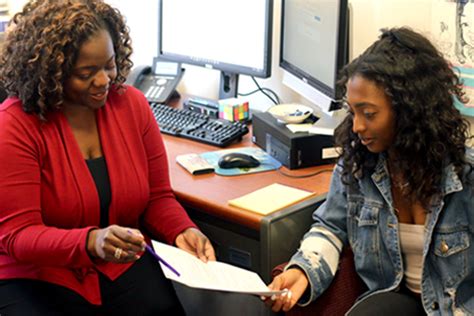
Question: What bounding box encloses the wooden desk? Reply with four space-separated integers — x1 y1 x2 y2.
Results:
164 129 332 229
162 102 333 282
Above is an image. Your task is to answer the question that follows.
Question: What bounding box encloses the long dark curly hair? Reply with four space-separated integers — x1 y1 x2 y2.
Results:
0 0 133 119
335 27 472 204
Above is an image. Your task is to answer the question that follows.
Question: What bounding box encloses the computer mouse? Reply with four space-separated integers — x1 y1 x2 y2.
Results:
217 153 261 169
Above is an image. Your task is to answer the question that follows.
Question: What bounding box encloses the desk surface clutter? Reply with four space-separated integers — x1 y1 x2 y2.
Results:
176 147 281 176
163 119 333 230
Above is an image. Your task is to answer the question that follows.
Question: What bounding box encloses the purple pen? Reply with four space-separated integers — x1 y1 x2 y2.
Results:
145 244 180 277
127 230 180 277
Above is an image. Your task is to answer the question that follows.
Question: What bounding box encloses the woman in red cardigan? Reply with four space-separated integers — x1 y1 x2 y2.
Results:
0 0 215 314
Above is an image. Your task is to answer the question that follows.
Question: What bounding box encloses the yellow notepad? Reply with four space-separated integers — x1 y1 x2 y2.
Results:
228 183 316 215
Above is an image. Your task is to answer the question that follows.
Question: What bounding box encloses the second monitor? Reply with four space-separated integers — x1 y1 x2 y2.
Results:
280 0 349 114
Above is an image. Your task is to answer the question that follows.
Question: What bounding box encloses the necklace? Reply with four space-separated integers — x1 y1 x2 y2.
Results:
388 159 409 191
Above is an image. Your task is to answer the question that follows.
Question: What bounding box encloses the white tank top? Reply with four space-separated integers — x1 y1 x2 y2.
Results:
399 223 424 294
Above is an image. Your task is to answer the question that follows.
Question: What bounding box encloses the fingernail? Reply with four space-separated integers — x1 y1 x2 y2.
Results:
260 296 265 301
271 294 276 301
128 230 144 239
287 291 292 299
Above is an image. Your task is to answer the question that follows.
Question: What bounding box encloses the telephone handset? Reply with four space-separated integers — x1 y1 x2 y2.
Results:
125 58 184 104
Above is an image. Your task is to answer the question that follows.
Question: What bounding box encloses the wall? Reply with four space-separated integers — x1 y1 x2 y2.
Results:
7 0 474 134
109 0 474 135
118 0 474 136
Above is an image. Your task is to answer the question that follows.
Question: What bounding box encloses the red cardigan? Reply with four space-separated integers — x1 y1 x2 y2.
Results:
0 86 196 304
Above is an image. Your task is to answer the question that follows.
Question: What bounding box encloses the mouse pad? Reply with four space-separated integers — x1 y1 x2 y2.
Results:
200 147 282 176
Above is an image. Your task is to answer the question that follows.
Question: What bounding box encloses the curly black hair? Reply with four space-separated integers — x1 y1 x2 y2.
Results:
0 0 133 119
334 27 472 204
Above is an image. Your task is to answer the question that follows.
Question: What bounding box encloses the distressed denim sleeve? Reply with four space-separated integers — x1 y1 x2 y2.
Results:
285 162 349 306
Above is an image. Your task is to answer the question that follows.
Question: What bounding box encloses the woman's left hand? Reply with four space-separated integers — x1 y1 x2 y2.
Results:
175 227 216 262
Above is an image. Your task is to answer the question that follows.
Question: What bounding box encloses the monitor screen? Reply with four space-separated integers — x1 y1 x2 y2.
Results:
158 0 273 99
280 0 348 114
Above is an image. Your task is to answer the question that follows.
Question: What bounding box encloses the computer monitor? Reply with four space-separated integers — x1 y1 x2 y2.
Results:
280 0 349 114
158 0 273 100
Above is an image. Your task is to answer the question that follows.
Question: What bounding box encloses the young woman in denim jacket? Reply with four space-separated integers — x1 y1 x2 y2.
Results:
267 27 473 315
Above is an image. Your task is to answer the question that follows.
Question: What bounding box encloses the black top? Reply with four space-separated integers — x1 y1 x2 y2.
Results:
85 157 111 228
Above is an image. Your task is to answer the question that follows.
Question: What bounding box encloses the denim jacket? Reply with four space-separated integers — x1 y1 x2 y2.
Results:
288 148 474 315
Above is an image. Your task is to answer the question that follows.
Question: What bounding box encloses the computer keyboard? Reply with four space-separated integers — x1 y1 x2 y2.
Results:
150 102 249 147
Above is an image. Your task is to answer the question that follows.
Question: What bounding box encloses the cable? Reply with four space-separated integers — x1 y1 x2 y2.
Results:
251 76 280 104
276 167 333 179
239 87 280 102
247 76 280 105
237 88 276 105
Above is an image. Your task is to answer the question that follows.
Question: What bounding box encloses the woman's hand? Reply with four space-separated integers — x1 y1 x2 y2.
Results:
175 227 216 262
87 225 146 263
265 268 309 312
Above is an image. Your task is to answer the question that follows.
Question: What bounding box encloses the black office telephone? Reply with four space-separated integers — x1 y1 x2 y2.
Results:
125 57 184 104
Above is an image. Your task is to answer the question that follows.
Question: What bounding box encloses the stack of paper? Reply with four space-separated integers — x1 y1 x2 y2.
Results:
151 240 286 296
228 183 316 215
309 110 346 136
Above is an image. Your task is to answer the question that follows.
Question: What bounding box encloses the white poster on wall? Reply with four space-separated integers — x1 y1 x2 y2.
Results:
432 0 474 116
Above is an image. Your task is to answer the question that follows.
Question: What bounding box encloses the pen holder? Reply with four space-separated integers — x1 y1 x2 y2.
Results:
218 97 249 122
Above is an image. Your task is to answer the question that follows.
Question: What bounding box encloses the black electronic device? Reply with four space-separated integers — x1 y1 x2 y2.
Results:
252 112 338 169
280 0 349 114
218 153 261 169
150 103 248 147
158 0 273 100
183 97 219 118
126 57 184 104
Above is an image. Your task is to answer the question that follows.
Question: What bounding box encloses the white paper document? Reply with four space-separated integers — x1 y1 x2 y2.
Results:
308 113 338 136
151 240 286 296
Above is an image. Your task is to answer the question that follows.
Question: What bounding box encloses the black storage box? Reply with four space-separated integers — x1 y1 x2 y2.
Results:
252 112 337 169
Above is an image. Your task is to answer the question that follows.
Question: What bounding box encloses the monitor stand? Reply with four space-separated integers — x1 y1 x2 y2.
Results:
168 89 181 101
219 71 239 100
